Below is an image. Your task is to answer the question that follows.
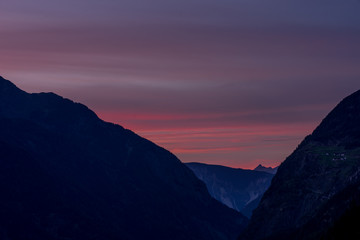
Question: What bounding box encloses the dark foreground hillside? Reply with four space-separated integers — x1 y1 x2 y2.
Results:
0 76 247 240
239 89 360 240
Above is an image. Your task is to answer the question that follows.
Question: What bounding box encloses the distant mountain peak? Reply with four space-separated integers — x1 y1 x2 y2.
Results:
254 164 265 169
253 164 278 174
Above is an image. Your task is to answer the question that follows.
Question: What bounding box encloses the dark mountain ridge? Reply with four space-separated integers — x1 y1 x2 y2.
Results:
239 89 360 240
185 162 274 218
0 76 247 240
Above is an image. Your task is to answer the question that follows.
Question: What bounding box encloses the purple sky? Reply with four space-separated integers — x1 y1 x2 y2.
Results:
1 0 360 168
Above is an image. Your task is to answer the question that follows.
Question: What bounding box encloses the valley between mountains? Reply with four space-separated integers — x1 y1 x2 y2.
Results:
1 75 360 240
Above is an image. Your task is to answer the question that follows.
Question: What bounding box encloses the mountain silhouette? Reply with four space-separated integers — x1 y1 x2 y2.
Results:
0 76 247 240
239 89 360 240
253 164 278 175
186 162 274 218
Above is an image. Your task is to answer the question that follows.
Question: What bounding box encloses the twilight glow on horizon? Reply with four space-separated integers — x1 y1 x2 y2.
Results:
1 0 360 168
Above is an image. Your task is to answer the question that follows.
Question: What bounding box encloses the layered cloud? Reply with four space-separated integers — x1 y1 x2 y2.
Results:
1 0 360 168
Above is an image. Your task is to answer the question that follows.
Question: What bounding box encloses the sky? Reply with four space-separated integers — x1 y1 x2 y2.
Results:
1 0 360 168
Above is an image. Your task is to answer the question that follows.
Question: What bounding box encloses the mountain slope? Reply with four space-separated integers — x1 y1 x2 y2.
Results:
253 164 278 175
186 162 274 218
0 76 248 240
239 89 360 240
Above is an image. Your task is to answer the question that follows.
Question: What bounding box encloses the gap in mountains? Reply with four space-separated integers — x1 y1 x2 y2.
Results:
186 162 276 218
